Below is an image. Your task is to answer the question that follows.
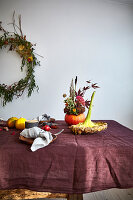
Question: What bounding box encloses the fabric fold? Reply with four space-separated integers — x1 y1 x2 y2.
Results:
20 127 53 151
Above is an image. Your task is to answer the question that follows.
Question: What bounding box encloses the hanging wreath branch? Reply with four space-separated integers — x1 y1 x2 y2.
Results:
0 12 41 106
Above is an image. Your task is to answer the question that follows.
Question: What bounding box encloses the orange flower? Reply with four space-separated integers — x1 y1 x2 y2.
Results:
73 108 76 113
27 56 33 62
18 45 25 51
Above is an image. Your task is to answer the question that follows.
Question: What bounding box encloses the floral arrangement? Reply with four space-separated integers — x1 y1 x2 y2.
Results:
63 77 99 116
0 12 41 106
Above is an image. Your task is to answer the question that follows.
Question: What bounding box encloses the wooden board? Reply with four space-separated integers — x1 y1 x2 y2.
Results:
19 134 57 145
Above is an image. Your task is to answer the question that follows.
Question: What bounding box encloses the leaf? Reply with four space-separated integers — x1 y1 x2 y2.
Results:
86 80 91 84
92 83 100 89
9 45 13 51
75 76 77 89
83 86 90 91
85 100 91 108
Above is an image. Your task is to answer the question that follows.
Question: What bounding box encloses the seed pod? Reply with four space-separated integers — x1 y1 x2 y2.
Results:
63 94 67 98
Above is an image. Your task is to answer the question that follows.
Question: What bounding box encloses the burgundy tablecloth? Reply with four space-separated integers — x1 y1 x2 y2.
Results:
0 120 133 193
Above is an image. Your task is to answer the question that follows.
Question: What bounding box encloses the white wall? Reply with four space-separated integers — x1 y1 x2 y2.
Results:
0 0 133 129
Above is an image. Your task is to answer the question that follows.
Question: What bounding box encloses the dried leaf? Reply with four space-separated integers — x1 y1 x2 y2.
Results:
9 45 13 51
92 83 100 89
86 80 91 84
75 76 77 86
85 100 91 108
77 89 81 96
69 79 75 100
83 86 90 90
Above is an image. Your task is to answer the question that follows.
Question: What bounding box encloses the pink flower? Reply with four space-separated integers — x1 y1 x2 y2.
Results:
76 96 85 106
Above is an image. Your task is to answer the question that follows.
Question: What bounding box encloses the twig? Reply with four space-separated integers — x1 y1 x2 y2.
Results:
8 23 22 33
18 14 23 37
34 52 44 58
12 11 18 34
0 21 8 33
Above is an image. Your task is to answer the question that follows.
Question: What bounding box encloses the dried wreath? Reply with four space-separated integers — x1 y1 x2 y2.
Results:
0 12 41 106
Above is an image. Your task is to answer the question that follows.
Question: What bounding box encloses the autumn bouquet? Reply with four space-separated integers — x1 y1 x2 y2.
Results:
63 77 99 125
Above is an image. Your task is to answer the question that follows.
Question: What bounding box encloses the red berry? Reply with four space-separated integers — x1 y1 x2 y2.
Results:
51 125 58 129
4 41 8 45
27 58 31 62
44 125 51 131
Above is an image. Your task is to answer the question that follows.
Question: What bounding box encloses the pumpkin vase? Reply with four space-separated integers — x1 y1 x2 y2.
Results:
65 113 85 125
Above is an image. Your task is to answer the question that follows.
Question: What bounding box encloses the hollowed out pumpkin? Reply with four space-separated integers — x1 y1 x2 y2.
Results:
65 113 85 125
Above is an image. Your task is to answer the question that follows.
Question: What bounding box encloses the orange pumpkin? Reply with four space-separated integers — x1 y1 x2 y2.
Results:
65 113 85 125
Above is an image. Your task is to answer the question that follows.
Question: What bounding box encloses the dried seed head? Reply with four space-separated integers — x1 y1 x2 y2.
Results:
63 94 67 98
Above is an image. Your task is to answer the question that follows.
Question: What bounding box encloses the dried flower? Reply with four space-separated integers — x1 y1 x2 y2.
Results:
18 45 25 51
27 56 33 62
76 96 85 106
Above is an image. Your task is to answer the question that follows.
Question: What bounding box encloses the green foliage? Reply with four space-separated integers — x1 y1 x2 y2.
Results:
64 97 78 115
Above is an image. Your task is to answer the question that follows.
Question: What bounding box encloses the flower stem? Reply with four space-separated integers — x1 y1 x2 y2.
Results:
83 91 96 127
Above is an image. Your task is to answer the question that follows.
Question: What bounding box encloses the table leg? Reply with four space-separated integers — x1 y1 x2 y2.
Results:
68 194 83 200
